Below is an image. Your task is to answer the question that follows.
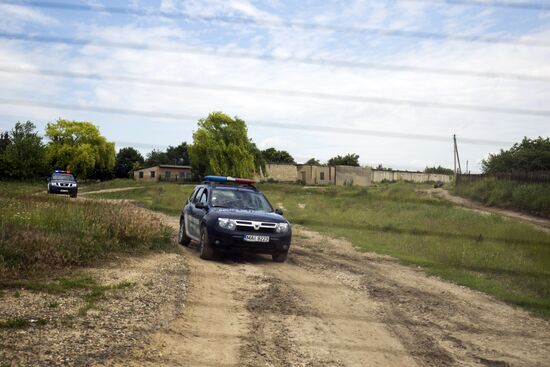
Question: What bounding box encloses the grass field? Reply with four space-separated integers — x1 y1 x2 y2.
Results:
0 182 173 277
88 180 550 318
452 178 550 218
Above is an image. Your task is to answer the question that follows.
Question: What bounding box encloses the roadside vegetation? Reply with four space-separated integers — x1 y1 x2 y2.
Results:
0 182 173 277
452 178 550 218
89 180 550 318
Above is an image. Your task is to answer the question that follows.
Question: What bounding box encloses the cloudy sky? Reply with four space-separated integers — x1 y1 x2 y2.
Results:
0 0 549 172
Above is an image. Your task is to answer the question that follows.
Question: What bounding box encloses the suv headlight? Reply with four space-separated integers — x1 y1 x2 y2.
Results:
218 218 237 230
275 223 289 233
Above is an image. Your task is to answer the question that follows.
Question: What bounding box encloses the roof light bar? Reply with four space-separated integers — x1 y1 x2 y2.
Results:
204 175 256 184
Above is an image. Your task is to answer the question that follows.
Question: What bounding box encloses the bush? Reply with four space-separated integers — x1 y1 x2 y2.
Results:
0 187 173 277
453 178 550 217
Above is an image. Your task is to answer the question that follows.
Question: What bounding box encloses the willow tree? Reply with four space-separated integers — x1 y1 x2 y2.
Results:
189 112 262 179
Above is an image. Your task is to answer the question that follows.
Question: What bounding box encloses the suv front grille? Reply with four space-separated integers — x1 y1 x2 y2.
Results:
235 220 277 233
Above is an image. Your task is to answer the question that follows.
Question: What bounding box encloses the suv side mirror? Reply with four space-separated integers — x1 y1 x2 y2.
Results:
195 202 207 210
275 208 283 215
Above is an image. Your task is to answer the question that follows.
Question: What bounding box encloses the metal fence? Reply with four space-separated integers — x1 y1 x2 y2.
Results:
456 171 550 185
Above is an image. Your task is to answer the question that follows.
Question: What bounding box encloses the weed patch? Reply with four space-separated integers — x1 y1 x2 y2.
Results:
0 182 174 276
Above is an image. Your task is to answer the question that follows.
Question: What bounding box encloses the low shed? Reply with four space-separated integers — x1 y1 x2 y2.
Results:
133 165 192 182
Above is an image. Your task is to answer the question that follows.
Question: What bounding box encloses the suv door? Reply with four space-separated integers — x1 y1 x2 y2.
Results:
189 187 208 238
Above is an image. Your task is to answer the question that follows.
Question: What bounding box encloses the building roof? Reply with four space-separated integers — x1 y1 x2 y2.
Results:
136 165 191 170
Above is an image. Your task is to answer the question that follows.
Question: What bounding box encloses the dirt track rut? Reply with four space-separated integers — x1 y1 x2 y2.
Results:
102 212 550 367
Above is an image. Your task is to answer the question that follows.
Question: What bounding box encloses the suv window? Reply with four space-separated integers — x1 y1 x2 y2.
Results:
192 187 204 203
198 189 208 205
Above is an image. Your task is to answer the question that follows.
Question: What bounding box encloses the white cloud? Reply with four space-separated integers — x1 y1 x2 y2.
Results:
0 4 58 31
0 1 549 172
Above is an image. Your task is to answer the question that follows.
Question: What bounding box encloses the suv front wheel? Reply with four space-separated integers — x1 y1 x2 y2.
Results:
178 218 191 246
199 226 215 260
272 252 288 263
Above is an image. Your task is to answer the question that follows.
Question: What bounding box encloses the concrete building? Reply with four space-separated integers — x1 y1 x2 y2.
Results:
133 165 192 182
257 164 298 182
297 165 335 185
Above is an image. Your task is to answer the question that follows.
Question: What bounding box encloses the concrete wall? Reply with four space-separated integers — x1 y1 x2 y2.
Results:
177 162 451 186
371 170 452 183
260 164 298 182
134 166 160 181
334 165 371 187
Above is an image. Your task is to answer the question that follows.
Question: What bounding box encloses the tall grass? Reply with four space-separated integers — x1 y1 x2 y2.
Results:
453 177 550 217
0 183 173 277
86 180 550 318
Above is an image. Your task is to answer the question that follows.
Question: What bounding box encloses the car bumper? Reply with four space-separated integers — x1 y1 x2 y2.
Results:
49 187 77 195
207 226 291 254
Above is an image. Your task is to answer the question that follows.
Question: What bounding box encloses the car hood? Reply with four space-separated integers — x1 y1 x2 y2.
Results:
209 208 287 223
51 180 76 184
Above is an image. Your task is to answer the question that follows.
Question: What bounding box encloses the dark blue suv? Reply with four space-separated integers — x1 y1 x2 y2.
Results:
178 177 292 262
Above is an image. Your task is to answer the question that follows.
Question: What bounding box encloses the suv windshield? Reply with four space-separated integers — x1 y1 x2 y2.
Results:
52 173 75 181
210 188 273 212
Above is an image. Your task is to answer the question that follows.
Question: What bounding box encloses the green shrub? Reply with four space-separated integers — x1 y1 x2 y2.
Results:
0 184 173 277
453 178 550 217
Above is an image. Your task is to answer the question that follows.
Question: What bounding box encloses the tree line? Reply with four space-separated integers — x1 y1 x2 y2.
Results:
0 112 368 181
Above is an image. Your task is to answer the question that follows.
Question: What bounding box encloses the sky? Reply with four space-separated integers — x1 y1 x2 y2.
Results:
0 0 549 172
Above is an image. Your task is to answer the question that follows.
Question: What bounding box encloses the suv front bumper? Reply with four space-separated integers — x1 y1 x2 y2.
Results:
49 186 78 195
207 226 291 254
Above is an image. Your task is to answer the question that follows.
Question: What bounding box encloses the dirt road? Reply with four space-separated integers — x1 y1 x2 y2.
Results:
101 211 550 367
427 188 550 232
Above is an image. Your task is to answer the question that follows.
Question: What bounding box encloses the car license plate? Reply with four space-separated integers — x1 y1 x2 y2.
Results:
60 189 68 193
244 235 269 243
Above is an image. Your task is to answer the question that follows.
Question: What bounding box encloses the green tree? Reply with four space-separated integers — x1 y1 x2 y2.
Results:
0 131 9 153
115 147 144 178
189 112 260 178
45 119 115 178
166 142 190 165
424 166 453 175
144 149 168 167
304 158 321 165
261 147 295 164
327 153 360 166
144 142 190 167
1 121 47 179
482 137 550 173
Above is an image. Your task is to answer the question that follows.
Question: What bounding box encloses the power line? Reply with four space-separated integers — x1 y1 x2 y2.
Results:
1 53 547 85
0 66 548 117
2 1 549 47
0 97 515 146
3 32 549 84
398 0 550 10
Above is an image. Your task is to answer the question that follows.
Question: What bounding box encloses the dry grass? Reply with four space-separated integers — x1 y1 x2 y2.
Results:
0 183 173 277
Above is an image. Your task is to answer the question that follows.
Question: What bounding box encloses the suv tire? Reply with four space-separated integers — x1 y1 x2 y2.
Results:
178 217 191 246
199 226 215 260
70 191 77 198
272 252 288 263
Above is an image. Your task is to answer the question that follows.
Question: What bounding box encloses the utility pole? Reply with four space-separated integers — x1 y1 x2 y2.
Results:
453 134 456 177
453 134 462 175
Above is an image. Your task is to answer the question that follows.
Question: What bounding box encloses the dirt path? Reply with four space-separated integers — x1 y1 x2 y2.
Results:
427 188 550 232
102 211 550 367
80 187 143 195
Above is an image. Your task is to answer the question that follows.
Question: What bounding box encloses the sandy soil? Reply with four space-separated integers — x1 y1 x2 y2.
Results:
104 211 550 367
4 192 550 366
